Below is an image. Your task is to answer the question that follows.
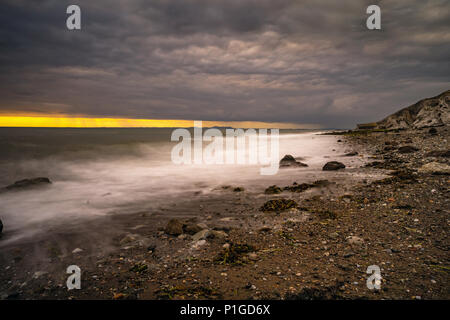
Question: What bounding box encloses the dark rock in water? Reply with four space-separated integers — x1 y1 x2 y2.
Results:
260 199 298 212
284 179 332 193
5 177 51 190
233 187 244 192
398 146 419 153
164 219 184 236
322 161 345 171
344 151 358 156
264 185 283 194
284 183 311 193
0 219 3 235
429 127 438 135
279 155 308 168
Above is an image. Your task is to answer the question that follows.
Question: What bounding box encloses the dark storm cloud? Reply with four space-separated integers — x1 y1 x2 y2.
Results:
0 0 449 127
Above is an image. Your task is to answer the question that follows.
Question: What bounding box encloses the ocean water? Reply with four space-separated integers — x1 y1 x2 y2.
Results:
0 127 359 243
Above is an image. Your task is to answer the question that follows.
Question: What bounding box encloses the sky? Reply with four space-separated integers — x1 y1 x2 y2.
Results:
0 0 449 128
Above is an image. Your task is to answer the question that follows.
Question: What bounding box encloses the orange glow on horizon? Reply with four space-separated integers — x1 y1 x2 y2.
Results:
0 115 321 129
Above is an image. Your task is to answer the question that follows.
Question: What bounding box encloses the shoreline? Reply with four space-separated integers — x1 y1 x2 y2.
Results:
0 127 448 300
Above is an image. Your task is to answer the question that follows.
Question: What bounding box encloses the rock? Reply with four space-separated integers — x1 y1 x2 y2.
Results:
425 150 450 158
72 248 83 254
119 234 139 245
197 223 209 229
258 226 272 233
248 253 258 261
183 223 203 235
0 219 3 235
207 230 228 240
164 219 184 236
223 243 230 249
5 177 51 190
284 183 311 192
279 155 308 168
113 293 125 300
322 161 346 171
260 199 298 212
129 263 148 273
192 239 207 249
344 151 358 156
264 185 283 194
192 229 210 242
328 232 339 239
33 271 48 279
429 127 438 135
398 146 419 153
418 162 450 175
347 236 364 245
233 187 244 192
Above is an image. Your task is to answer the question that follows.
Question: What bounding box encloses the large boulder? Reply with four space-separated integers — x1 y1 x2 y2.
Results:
164 219 184 236
279 155 308 168
322 161 346 171
5 177 51 190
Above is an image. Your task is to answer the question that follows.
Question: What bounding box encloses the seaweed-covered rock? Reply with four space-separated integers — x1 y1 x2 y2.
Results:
5 177 51 190
279 155 308 168
264 185 283 194
260 199 298 212
284 183 311 192
322 161 345 171
215 243 255 265
165 219 184 236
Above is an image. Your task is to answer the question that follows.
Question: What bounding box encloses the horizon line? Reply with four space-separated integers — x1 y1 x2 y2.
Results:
0 115 323 130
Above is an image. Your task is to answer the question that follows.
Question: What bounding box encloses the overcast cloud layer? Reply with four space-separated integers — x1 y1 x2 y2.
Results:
0 0 449 128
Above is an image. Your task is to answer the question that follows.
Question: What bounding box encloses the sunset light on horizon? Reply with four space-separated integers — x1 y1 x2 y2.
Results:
0 115 320 129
